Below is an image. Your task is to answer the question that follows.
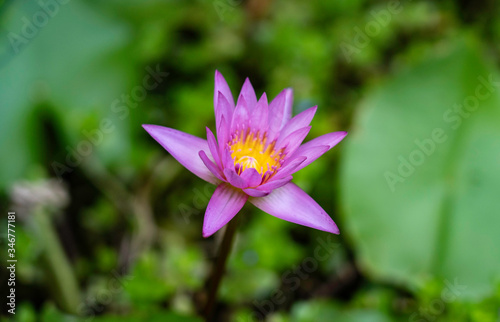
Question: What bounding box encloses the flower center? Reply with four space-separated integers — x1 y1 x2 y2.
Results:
229 130 284 177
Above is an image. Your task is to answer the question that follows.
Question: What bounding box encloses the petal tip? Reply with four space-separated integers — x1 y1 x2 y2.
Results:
329 224 340 235
336 131 348 142
323 218 340 235
202 228 215 238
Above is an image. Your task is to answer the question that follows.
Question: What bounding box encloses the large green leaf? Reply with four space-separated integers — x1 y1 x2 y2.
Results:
0 1 137 188
340 39 500 298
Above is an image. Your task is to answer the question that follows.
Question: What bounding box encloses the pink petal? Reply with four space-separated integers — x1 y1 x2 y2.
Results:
282 88 294 127
249 93 269 134
257 175 293 191
240 168 263 187
290 131 348 172
237 78 257 111
199 150 225 182
218 115 230 152
143 125 218 184
272 157 306 180
249 182 339 234
284 145 329 173
276 126 311 156
206 127 221 168
224 168 248 189
214 70 235 110
243 188 270 197
267 89 287 142
215 92 233 145
267 88 294 139
298 131 348 151
279 106 317 141
203 183 248 237
222 148 235 170
231 96 249 133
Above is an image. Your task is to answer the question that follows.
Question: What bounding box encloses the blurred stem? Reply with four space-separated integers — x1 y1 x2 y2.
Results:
33 206 80 314
82 156 170 268
203 216 239 321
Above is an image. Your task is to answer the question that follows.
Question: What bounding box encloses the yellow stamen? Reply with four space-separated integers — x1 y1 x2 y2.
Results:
229 130 284 177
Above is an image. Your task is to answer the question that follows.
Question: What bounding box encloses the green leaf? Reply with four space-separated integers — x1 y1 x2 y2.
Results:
0 0 137 189
290 300 392 322
340 39 500 299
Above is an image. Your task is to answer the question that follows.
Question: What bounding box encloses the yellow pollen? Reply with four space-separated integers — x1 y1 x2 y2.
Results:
229 131 283 177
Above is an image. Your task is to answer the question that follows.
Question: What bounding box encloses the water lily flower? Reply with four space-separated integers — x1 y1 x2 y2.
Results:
143 71 347 237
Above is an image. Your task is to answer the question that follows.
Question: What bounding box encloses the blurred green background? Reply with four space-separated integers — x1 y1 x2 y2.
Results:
1 0 500 321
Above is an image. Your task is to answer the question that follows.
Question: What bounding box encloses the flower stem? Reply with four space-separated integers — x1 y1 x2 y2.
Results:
33 206 81 314
203 216 239 321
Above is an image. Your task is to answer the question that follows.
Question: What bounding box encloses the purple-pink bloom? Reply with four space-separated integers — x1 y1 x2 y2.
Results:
143 71 347 237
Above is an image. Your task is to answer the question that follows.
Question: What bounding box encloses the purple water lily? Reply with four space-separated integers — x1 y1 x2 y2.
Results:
143 71 347 237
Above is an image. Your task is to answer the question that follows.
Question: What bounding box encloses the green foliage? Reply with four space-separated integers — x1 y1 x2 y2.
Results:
340 38 500 298
289 300 393 322
123 251 176 303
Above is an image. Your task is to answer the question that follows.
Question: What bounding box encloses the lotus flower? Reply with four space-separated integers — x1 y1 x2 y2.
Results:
143 71 347 237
